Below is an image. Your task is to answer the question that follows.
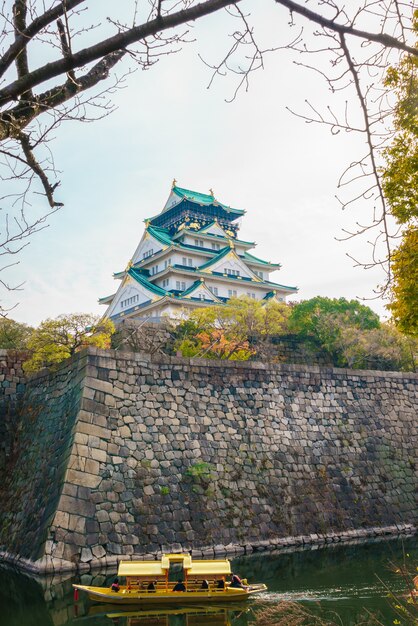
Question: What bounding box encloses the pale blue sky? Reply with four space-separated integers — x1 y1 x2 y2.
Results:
4 2 390 325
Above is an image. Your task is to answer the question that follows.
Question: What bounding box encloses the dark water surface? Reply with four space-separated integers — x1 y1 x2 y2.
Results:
0 536 416 626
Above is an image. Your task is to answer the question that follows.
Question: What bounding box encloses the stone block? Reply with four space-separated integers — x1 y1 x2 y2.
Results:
53 511 70 530
80 547 93 562
105 394 116 407
91 448 107 462
77 422 112 440
92 545 106 558
66 469 101 489
85 377 114 395
68 515 86 533
84 458 100 475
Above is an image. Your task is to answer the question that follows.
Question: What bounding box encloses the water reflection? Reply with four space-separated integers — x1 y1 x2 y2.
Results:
82 605 250 626
0 535 416 626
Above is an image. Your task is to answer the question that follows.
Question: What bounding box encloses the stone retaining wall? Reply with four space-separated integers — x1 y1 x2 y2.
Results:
0 348 417 573
0 350 27 474
0 352 87 565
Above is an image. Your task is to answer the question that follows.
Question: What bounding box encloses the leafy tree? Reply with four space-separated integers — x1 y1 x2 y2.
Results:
386 228 418 336
334 323 417 371
23 313 114 373
0 318 33 349
289 297 380 336
174 297 290 360
288 297 381 366
288 296 416 370
383 46 418 334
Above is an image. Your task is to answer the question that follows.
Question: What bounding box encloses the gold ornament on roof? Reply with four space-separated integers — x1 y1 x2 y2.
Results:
172 178 177 188
225 229 234 237
209 188 214 197
189 222 200 230
125 260 133 271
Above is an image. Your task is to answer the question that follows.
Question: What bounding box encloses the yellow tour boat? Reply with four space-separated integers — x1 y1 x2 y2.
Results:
73 553 267 605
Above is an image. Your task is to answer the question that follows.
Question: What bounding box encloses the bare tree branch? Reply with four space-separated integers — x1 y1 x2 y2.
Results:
274 0 418 57
0 0 86 79
0 0 241 106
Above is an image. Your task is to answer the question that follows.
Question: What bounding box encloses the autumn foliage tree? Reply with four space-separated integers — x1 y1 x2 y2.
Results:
173 297 290 360
23 313 114 373
383 38 418 335
386 229 418 336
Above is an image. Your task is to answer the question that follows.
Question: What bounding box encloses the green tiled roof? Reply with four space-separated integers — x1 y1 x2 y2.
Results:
181 279 204 297
264 280 298 292
244 251 280 267
173 186 245 215
198 246 231 270
128 267 167 296
99 293 115 304
147 225 173 246
174 228 254 247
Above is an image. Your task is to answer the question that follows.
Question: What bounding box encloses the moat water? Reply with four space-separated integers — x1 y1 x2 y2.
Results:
0 536 417 626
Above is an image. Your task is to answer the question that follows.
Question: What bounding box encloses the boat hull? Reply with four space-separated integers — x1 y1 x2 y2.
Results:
73 584 267 605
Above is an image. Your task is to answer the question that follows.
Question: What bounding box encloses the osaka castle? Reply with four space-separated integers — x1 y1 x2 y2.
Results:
100 183 297 322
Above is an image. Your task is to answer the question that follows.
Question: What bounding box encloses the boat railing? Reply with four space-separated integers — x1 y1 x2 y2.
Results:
123 579 228 594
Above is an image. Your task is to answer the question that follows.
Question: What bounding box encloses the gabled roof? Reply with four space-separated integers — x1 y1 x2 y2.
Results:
147 225 173 246
244 251 281 268
198 247 262 282
264 281 298 292
198 246 231 270
181 279 222 302
196 220 235 238
99 293 115 305
128 267 168 296
172 186 245 215
173 228 255 248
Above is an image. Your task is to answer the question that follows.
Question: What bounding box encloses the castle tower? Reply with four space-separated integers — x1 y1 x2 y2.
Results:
100 183 297 322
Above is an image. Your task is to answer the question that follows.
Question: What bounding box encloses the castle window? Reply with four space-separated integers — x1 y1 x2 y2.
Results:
228 289 237 297
181 282 186 291
225 268 240 276
182 257 187 265
199 293 205 300
188 258 193 266
247 292 256 299
121 294 139 309
143 249 153 259
176 281 180 290
209 286 218 296
212 242 220 250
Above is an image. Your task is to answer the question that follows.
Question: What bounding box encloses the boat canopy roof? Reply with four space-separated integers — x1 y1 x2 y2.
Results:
188 560 231 576
118 562 165 577
117 554 231 578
